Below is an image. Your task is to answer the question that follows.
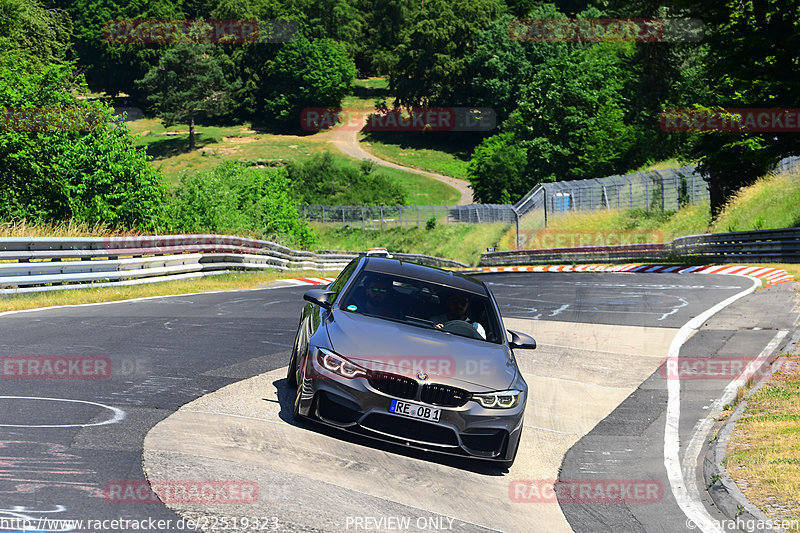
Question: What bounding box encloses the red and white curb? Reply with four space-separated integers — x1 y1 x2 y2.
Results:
281 277 337 287
463 264 795 287
278 265 794 289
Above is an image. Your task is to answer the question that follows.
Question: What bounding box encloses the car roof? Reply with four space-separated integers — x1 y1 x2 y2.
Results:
360 257 488 296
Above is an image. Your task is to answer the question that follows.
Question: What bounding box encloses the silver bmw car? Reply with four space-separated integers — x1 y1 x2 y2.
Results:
286 257 535 468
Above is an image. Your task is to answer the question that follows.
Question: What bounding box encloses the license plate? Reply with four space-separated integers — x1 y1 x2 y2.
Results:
389 400 441 422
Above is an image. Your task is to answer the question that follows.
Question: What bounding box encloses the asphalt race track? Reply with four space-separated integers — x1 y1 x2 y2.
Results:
0 272 797 533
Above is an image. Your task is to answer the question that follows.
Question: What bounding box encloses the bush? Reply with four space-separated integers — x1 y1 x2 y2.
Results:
467 132 528 204
0 54 167 230
288 152 407 206
168 160 314 247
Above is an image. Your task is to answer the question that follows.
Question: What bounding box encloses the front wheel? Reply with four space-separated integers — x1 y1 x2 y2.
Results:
287 324 304 387
292 377 303 420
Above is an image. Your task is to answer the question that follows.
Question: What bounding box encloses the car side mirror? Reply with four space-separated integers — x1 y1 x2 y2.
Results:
507 329 536 350
304 289 336 310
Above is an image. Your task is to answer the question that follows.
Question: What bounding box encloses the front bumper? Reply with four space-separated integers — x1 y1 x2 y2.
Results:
296 358 525 462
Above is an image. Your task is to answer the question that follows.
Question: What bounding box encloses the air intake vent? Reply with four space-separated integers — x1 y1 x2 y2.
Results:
368 372 418 400
420 383 470 407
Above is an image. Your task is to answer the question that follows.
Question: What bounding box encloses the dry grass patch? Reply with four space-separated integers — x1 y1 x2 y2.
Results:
726 355 800 528
0 270 341 314
0 220 140 237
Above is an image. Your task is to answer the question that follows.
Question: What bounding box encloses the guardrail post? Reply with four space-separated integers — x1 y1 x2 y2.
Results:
416 205 420 227
543 187 548 227
362 206 365 230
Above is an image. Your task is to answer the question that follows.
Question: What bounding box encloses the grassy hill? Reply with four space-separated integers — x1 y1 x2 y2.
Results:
125 83 462 205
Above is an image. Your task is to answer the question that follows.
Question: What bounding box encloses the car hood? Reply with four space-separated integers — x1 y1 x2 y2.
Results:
325 310 516 391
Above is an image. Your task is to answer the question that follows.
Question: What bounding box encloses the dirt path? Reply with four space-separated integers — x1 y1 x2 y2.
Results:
324 123 474 205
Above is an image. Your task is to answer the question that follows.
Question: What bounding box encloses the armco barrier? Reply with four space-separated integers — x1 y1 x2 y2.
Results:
316 250 467 270
481 243 670 266
481 227 800 266
0 235 466 295
672 227 800 263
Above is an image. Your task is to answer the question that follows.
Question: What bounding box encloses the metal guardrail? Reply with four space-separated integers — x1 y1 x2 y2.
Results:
480 227 800 266
672 227 800 263
0 235 467 295
480 243 670 266
316 250 468 270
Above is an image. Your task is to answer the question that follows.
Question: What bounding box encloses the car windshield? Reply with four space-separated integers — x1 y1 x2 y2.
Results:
339 271 502 344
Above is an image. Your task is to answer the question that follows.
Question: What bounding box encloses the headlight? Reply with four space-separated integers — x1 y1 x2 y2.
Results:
316 347 366 379
472 389 522 409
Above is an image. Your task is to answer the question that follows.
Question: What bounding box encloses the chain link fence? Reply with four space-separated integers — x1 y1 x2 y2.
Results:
513 166 708 229
299 204 519 228
299 205 450 228
301 157 800 230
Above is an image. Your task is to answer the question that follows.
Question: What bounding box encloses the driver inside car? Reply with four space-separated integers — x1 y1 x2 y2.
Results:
356 277 403 319
430 291 486 339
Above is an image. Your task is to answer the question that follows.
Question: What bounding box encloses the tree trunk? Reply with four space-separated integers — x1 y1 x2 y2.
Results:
189 116 195 151
708 169 726 220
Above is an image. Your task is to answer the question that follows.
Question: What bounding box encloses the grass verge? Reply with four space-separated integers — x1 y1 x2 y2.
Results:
126 93 460 205
0 270 341 314
0 220 131 237
311 222 509 266
725 355 800 529
358 132 474 180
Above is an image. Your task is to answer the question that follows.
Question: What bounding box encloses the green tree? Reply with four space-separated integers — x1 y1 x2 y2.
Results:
357 0 416 74
390 0 505 107
299 0 364 59
260 35 356 127
464 15 535 123
0 55 166 229
505 41 642 184
136 42 235 150
56 0 181 96
664 0 800 216
0 0 72 66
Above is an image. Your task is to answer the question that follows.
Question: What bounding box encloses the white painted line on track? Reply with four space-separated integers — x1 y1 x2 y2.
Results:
0 396 126 427
663 275 761 533
680 329 789 530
